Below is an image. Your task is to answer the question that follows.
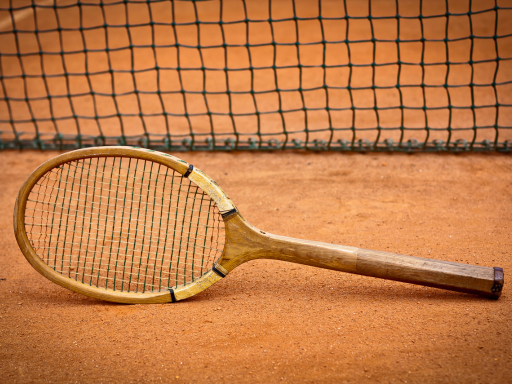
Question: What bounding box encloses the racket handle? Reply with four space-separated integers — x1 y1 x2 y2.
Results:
353 249 503 299
264 234 504 298
221 216 504 299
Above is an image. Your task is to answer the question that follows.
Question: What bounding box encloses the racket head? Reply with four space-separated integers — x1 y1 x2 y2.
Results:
14 147 235 303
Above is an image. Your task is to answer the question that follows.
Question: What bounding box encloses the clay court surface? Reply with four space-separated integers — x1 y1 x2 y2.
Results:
1 0 512 382
0 150 510 383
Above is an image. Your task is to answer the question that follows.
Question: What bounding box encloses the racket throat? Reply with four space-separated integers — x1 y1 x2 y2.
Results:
218 214 358 273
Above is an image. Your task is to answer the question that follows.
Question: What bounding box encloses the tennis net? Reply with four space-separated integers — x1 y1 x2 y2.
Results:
1 0 511 152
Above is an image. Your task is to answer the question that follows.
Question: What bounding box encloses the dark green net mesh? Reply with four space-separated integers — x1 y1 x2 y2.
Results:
1 0 511 152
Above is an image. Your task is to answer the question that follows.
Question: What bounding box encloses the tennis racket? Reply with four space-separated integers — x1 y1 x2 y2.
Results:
14 147 504 303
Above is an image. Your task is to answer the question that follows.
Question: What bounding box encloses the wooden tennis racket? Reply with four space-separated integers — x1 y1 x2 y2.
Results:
14 147 504 303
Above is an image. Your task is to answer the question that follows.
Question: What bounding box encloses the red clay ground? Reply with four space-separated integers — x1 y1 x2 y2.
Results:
0 151 511 383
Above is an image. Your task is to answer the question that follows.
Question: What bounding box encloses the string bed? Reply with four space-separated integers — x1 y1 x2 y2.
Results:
24 157 225 293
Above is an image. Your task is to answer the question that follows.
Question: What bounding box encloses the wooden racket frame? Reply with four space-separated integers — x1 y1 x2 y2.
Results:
14 146 235 303
14 146 504 304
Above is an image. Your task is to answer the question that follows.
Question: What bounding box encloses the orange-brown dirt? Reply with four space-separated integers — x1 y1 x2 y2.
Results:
0 151 511 383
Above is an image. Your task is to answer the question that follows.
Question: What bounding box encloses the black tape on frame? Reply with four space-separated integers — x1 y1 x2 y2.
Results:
169 288 177 302
212 265 226 278
184 164 194 178
221 208 237 219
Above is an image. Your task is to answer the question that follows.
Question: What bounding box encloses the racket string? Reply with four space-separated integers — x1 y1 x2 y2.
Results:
50 159 201 194
33 249 217 272
38 258 214 290
25 206 214 228
26 184 214 216
29 238 224 258
25 221 222 244
25 156 225 292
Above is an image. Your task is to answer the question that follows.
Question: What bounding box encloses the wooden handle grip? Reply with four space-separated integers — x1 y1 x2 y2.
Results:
262 233 504 298
354 249 503 298
221 216 504 299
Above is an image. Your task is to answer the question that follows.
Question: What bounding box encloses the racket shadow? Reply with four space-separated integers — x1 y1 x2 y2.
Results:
17 276 487 306
184 267 488 304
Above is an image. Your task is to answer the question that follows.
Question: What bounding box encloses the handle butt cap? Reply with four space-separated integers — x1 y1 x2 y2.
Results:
490 267 504 299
